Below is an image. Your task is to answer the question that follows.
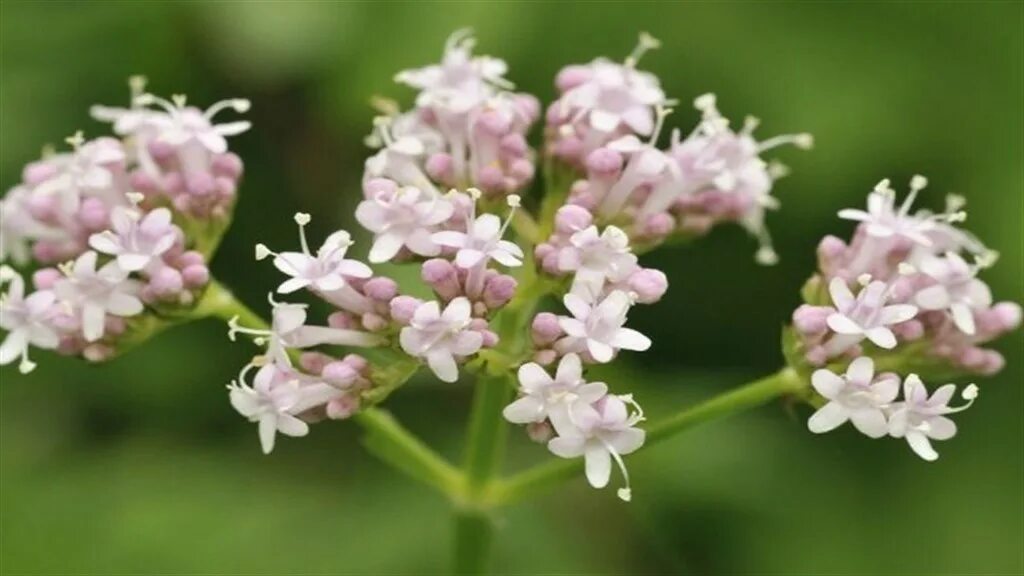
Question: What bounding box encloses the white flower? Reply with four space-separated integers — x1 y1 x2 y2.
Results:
598 133 675 218
90 75 153 136
88 206 178 272
807 356 900 438
503 353 608 436
0 267 59 373
837 176 936 246
557 225 638 301
914 252 992 335
365 116 442 194
30 136 126 210
229 362 325 453
887 375 977 462
229 297 382 366
399 297 482 383
54 251 143 342
432 194 524 269
135 93 251 154
825 277 918 352
355 186 454 263
395 29 509 115
256 214 372 294
547 394 646 501
555 290 651 363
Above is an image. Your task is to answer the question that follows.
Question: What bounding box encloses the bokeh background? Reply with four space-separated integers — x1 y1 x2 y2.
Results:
2 2 1022 574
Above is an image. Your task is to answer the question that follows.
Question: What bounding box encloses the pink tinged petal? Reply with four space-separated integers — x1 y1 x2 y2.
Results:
557 248 582 272
369 232 405 263
621 107 654 135
258 417 278 454
312 274 346 292
496 240 524 259
811 369 846 400
872 376 901 403
865 327 897 349
866 223 895 238
826 313 863 335
473 214 502 240
427 351 459 383
905 430 939 461
903 375 927 404
228 388 260 417
399 327 425 356
502 396 545 424
274 305 307 334
278 277 312 294
337 260 372 278
106 293 143 317
197 131 228 154
214 121 252 137
926 416 957 441
807 401 849 433
547 435 586 458
950 302 975 335
928 384 957 408
518 363 553 393
562 293 592 321
455 248 486 269
74 251 99 276
141 208 172 232
828 278 855 311
274 252 313 277
587 339 615 363
276 413 310 438
837 209 871 222
610 328 651 352
355 201 388 233
845 356 875 386
915 285 951 310
966 279 992 308
608 428 646 455
117 253 151 272
412 301 441 325
451 331 483 356
555 353 582 384
431 231 468 248
82 303 107 342
442 297 471 323
879 304 918 326
577 382 608 403
0 331 27 364
490 247 523 267
849 409 888 439
405 228 440 257
88 232 123 255
590 109 621 132
559 318 587 338
584 444 612 488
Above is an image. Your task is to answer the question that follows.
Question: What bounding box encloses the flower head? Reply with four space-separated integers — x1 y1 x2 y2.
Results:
503 353 608 436
399 297 483 382
356 185 454 263
807 356 900 438
256 214 372 294
824 277 918 354
88 205 177 272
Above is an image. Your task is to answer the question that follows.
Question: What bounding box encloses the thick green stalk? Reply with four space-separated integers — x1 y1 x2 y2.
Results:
488 367 806 506
453 507 496 574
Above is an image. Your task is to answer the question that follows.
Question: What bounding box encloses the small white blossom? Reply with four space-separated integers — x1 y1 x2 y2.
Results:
547 394 646 501
555 290 651 363
503 353 608 436
887 375 977 461
807 356 900 438
0 267 59 373
135 93 250 155
914 252 992 335
88 206 178 272
54 251 143 342
837 176 937 246
432 193 524 269
355 186 454 263
256 214 372 294
825 277 918 352
557 225 638 301
399 297 482 383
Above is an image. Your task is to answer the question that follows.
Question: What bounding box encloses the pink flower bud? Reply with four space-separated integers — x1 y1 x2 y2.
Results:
177 250 205 268
792 305 832 335
328 311 356 329
326 395 360 420
389 295 423 325
150 266 183 297
533 349 558 366
181 265 210 288
361 312 388 332
363 177 397 200
817 235 847 268
481 329 499 348
22 161 58 186
425 153 454 184
554 205 593 235
363 277 398 302
476 109 511 135
26 193 59 221
342 353 369 374
32 268 62 290
638 212 675 239
212 153 244 179
514 94 541 122
627 268 669 304
555 65 592 92
500 134 528 156
805 345 827 366
77 198 110 230
421 258 461 301
483 274 517 309
527 421 554 443
509 159 535 182
477 165 505 191
980 350 1005 375
300 352 334 374
186 172 216 196
148 140 175 160
586 148 624 176
532 312 563 346
993 302 1023 331
322 361 359 389
552 136 583 161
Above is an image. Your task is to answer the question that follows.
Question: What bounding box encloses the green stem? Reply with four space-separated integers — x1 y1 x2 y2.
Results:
201 279 464 499
488 367 805 506
453 507 495 574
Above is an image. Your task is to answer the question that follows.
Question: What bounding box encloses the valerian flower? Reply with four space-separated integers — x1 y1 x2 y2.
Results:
807 356 899 438
53 251 144 342
0 267 59 373
503 353 608 436
555 290 651 363
399 297 483 382
887 375 977 461
256 214 372 294
355 185 454 263
824 277 918 353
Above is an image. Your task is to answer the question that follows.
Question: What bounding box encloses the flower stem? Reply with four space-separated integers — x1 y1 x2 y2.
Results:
487 367 806 506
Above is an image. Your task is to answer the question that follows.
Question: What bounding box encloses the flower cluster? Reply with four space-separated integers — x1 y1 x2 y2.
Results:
542 35 811 263
791 176 1021 459
365 29 539 201
1 78 248 372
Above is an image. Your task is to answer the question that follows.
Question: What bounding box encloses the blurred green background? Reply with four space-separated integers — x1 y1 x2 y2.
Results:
2 2 1022 574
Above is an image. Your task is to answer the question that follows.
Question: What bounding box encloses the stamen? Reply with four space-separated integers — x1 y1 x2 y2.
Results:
254 244 273 261
741 115 761 136
648 105 673 146
857 273 873 287
125 192 145 206
898 262 917 276
600 439 634 502
757 133 814 152
204 98 250 120
65 131 85 150
294 213 312 255
624 31 661 68
171 94 188 108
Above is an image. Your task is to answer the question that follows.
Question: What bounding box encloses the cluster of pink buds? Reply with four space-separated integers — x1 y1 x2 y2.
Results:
543 35 812 263
790 176 1021 460
0 79 248 372
365 29 539 200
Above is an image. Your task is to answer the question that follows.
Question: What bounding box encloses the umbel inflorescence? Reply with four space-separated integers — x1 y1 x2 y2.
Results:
2 32 1020 510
